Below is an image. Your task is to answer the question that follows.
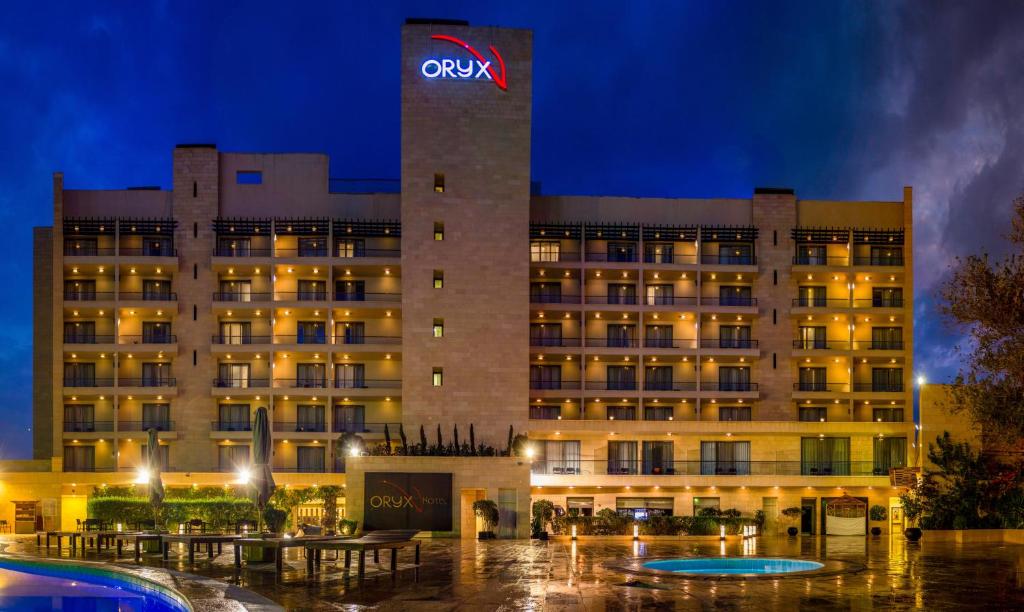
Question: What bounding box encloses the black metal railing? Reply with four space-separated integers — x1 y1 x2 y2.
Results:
791 298 850 307
212 292 273 302
64 246 116 256
529 460 882 477
63 378 115 387
211 421 252 432
64 335 116 344
701 296 758 307
584 252 639 263
700 339 759 349
333 292 401 302
701 254 756 265
119 335 177 344
584 295 639 305
333 335 402 345
643 254 698 264
793 382 848 392
584 380 638 391
211 335 272 344
120 247 176 257
212 378 270 388
853 383 905 392
700 381 759 392
792 256 850 266
529 251 581 263
274 292 328 302
643 381 698 391
118 421 174 431
332 379 401 389
119 292 177 301
853 298 904 308
586 337 640 348
852 256 904 266
62 465 118 473
272 334 327 345
213 247 272 257
530 337 582 347
792 340 850 350
331 422 402 434
63 421 114 432
642 296 698 306
643 338 697 349
529 294 582 304
119 378 176 387
529 380 581 390
273 378 329 389
272 421 327 433
333 248 401 258
852 340 905 350
273 248 330 257
64 291 115 301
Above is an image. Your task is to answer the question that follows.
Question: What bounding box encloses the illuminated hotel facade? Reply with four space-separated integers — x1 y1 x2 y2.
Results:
27 20 914 534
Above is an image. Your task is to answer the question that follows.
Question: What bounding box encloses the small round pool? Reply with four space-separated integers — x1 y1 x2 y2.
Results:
643 557 824 576
0 557 191 611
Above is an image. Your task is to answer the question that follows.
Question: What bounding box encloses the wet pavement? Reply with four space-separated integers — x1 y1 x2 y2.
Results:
4 534 1024 609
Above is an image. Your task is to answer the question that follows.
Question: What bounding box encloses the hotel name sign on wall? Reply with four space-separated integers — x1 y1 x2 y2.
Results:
420 34 508 91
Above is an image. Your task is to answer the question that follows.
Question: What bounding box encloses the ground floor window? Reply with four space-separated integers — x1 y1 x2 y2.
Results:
693 496 721 515
567 497 594 517
616 497 673 520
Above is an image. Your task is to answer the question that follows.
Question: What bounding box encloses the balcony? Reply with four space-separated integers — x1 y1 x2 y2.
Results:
333 335 402 346
331 422 402 434
529 460 884 476
118 421 174 432
213 246 272 257
852 340 905 351
529 380 581 391
642 296 698 306
585 337 640 348
119 292 177 302
791 298 851 308
585 381 638 391
119 378 176 388
584 252 638 263
212 292 273 302
64 335 116 345
212 378 270 388
643 381 698 392
272 247 330 258
273 378 329 389
643 338 697 349
333 292 401 303
792 340 850 350
333 248 401 259
699 339 759 349
332 379 401 389
64 291 115 302
211 421 252 432
529 251 581 263
211 335 272 345
853 383 905 393
643 254 698 265
792 256 849 266
64 378 115 388
700 381 758 392
584 294 638 305
63 421 114 433
530 294 581 305
853 256 904 266
275 291 327 302
853 298 904 309
273 421 327 433
119 335 177 345
273 335 327 345
701 297 758 307
793 382 848 392
64 246 116 257
530 337 582 348
62 465 118 473
120 247 176 257
700 254 756 265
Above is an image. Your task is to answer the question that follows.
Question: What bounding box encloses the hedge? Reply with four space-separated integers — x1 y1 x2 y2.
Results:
551 509 758 536
88 496 257 530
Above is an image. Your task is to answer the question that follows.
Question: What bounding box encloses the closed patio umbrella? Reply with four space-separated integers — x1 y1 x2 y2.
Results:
146 428 165 530
251 406 276 533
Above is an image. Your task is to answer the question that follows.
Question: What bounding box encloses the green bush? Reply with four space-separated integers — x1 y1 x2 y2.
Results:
338 519 358 535
869 505 888 521
88 496 257 531
531 499 555 534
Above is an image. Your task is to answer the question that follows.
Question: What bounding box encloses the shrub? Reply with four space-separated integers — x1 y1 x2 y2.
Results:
473 500 500 532
338 519 358 535
531 499 555 534
869 505 888 522
88 496 257 531
262 506 287 533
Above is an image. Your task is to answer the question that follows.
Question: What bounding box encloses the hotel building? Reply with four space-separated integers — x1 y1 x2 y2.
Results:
23 20 914 535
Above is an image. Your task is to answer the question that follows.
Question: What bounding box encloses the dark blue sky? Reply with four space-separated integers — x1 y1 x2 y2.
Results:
2 1 1022 458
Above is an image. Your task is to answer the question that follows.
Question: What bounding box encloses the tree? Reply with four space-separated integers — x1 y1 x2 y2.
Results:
399 424 409 455
472 499 500 534
940 195 1024 442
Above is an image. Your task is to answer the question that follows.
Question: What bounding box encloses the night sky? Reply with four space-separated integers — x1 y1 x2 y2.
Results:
1 1 1022 458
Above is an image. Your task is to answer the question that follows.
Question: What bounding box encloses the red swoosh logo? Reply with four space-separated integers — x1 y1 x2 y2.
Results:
431 34 508 91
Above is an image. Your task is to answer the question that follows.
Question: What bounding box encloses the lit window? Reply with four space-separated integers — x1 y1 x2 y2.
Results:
433 319 444 338
530 241 561 262
433 173 445 193
433 270 444 289
434 222 444 241
432 368 443 387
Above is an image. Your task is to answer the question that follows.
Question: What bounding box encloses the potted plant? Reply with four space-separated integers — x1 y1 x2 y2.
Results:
781 507 802 536
531 500 555 540
869 505 887 536
898 481 925 541
473 499 500 540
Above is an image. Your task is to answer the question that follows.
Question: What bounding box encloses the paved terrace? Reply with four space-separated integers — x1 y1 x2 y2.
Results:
3 534 1024 609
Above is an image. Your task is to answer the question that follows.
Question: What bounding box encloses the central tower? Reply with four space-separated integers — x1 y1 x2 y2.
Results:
399 21 533 443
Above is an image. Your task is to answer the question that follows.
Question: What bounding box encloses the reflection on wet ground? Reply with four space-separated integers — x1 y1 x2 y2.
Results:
4 534 1024 609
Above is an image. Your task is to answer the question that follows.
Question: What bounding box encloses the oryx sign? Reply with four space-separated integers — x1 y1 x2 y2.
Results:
420 34 508 91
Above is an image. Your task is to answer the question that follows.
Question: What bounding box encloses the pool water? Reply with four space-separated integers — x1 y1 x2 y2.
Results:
0 558 190 611
643 557 824 575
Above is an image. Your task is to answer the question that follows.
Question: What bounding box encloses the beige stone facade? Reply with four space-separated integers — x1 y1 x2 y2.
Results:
17 20 914 536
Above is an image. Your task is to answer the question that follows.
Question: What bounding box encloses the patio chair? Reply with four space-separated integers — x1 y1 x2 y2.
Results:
185 519 206 534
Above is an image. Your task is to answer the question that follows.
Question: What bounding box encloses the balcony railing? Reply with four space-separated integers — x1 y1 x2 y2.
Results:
585 380 638 391
273 378 329 389
332 379 401 389
791 298 850 307
529 252 581 263
63 465 118 473
643 338 696 349
701 296 758 307
63 421 114 432
853 298 904 308
586 337 640 348
273 248 330 258
643 381 698 391
274 292 328 302
212 292 273 302
331 422 402 434
119 378 177 387
584 252 639 263
530 337 582 347
64 378 115 387
529 380 581 390
64 335 116 344
793 382 848 392
530 460 885 476
333 335 402 346
701 254 756 265
120 247 176 257
273 421 327 433
853 256 904 266
119 335 177 344
584 295 638 305
529 294 581 304
643 254 698 265
701 381 759 392
700 339 759 349
852 340 905 350
213 247 272 257
211 335 272 344
334 248 401 259
333 292 401 302
118 421 174 431
853 383 905 393
792 256 849 266
119 292 177 301
64 291 115 301
792 340 850 350
64 246 116 257
212 378 270 388
211 421 252 432
272 334 327 345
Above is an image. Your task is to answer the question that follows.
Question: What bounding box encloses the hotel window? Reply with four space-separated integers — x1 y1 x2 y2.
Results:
298 237 326 257
218 404 250 430
296 405 325 432
874 437 907 473
64 362 96 387
433 270 444 289
801 437 850 475
142 279 170 300
297 321 326 344
606 405 636 421
217 237 250 256
333 405 365 433
334 364 364 389
433 319 444 338
567 497 594 517
797 286 827 307
719 325 751 349
606 365 637 390
607 283 637 304
297 446 326 473
796 244 826 265
141 444 170 471
141 403 170 430
873 407 904 422
220 321 251 345
870 246 903 265
871 368 903 392
218 363 250 388
692 497 721 516
797 326 827 349
219 280 252 302
871 327 903 350
718 242 753 265
336 239 365 258
872 287 903 307
700 441 750 475
218 444 250 471
434 222 445 241
141 362 171 386
616 497 673 519
530 323 562 346
607 441 638 475
65 237 98 256
644 405 673 421
644 242 674 264
142 236 172 257
530 282 562 304
719 406 751 421
142 322 171 344
529 404 561 420
798 367 827 391
606 323 636 348
529 365 561 389
607 241 636 263
644 366 673 391
537 440 580 474
297 279 325 301
717 366 750 392
337 321 365 344
433 173 445 193
530 240 560 262
295 363 326 388
644 325 674 348
63 445 95 472
642 441 673 475
432 368 443 387
335 280 365 301
799 406 827 422
64 279 96 300
64 321 96 344
719 285 752 306
645 284 674 306
63 405 95 431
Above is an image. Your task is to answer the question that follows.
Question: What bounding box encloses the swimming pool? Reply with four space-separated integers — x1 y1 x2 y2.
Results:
642 557 825 576
0 557 191 611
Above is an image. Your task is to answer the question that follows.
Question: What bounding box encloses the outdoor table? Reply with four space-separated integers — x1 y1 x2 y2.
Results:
232 535 341 575
304 530 421 578
39 530 85 553
161 533 240 565
83 530 122 553
114 532 164 561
